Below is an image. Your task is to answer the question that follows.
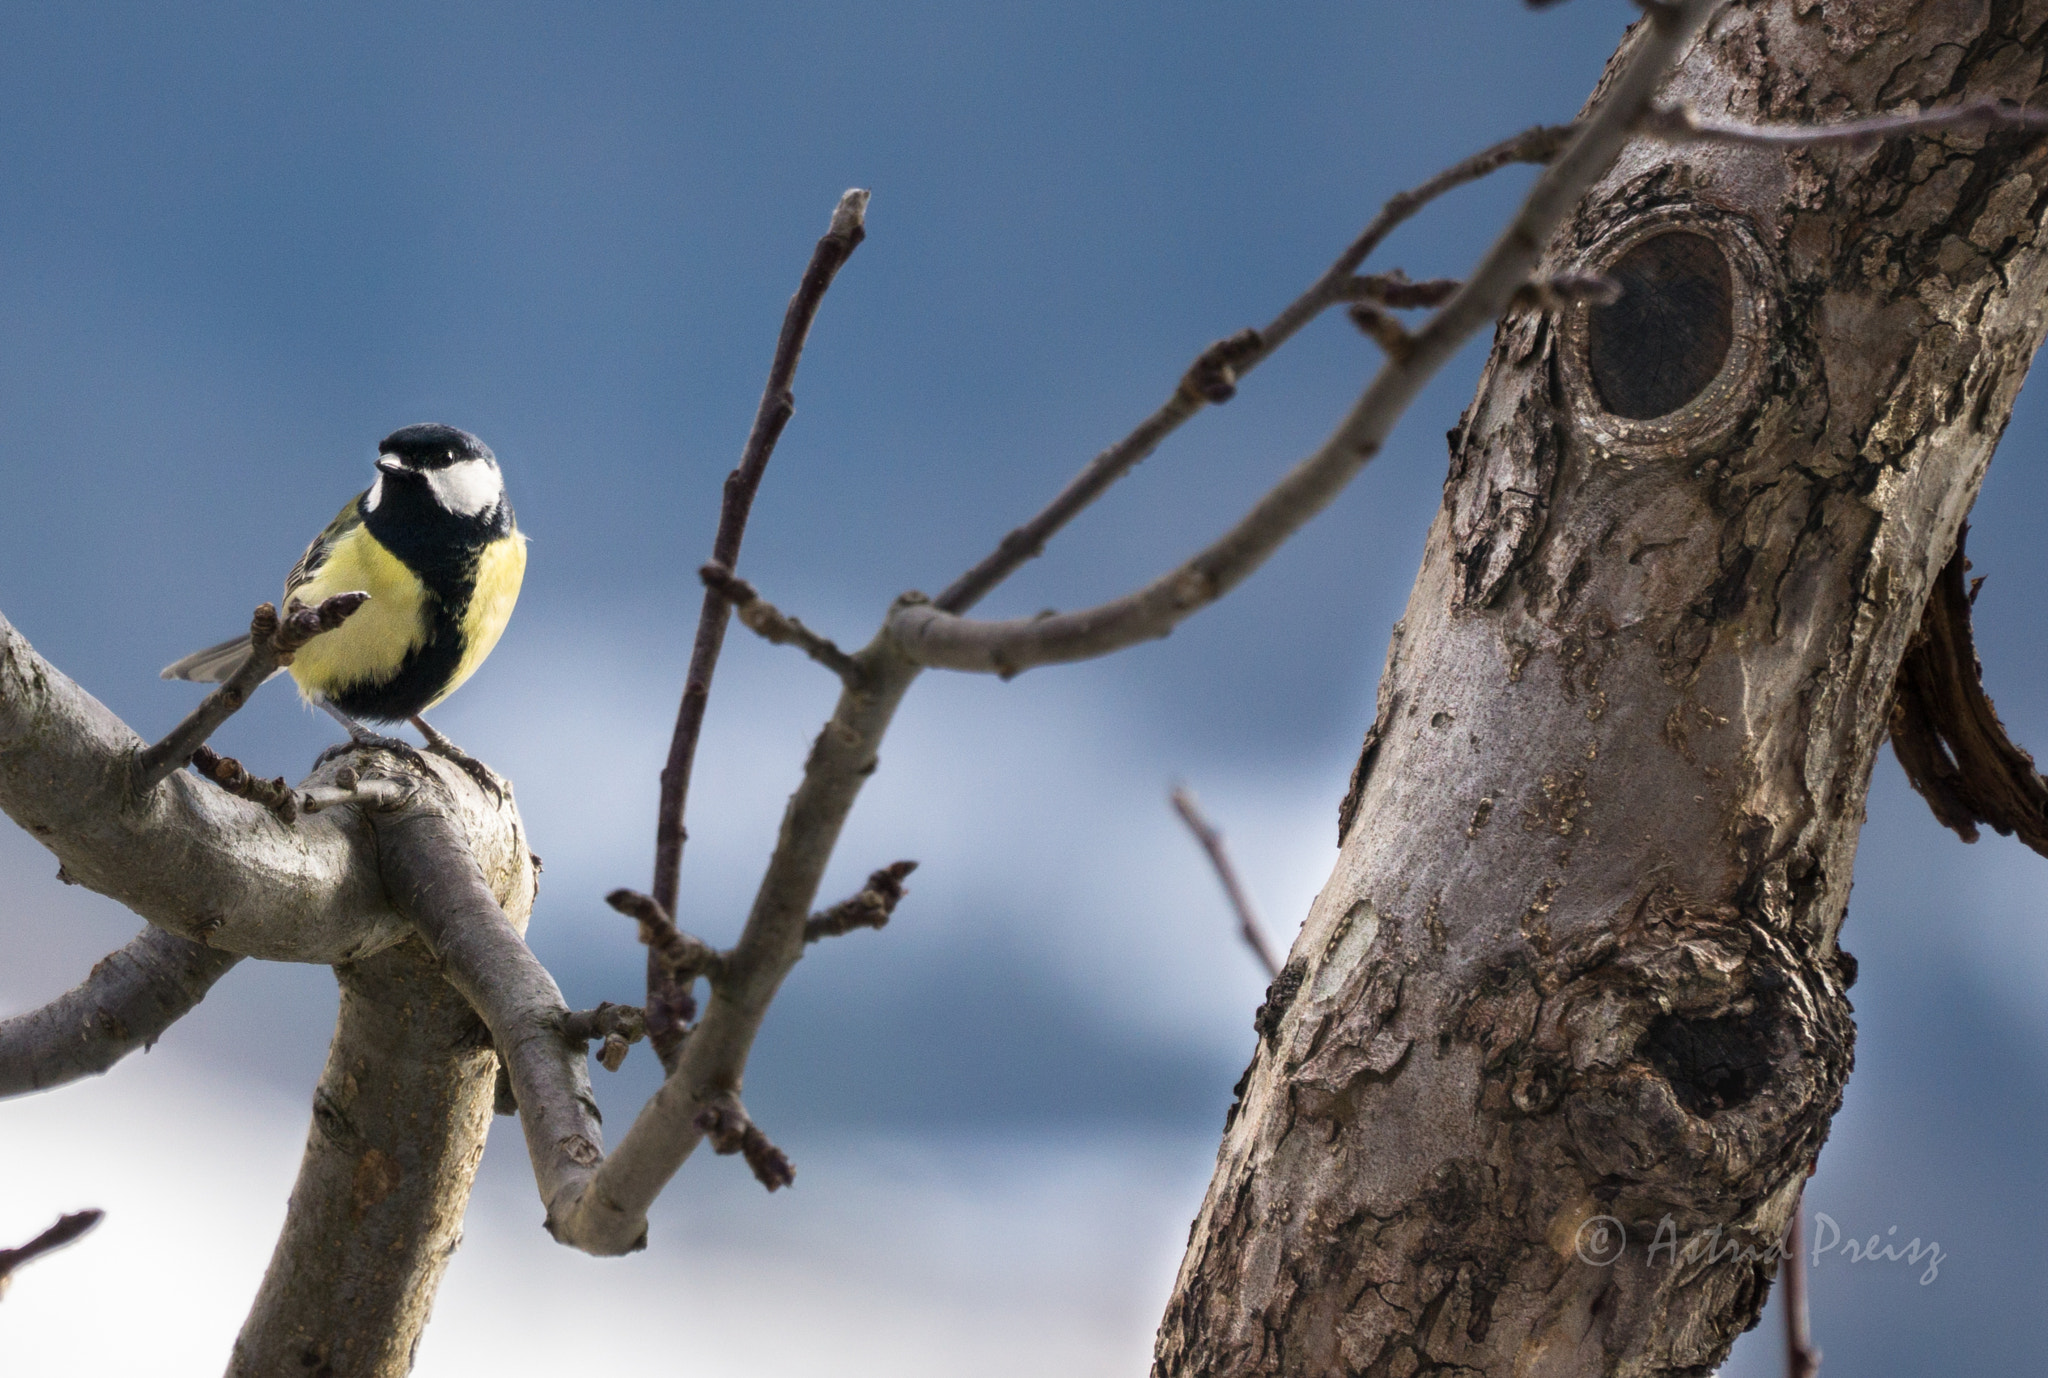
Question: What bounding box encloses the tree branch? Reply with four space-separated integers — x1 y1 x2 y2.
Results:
369 796 614 1249
1169 787 1280 979
137 592 368 790
1889 524 2048 853
933 122 1574 616
804 860 917 943
0 1209 102 1299
651 188 871 925
700 561 862 684
1 610 418 963
886 1 1724 675
0 925 243 1099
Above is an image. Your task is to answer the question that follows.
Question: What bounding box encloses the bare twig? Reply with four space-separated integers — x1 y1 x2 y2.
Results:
1333 271 1463 308
607 888 723 1070
190 745 299 821
0 1210 103 1298
1646 96 2048 151
652 188 872 924
1170 788 1281 979
804 860 917 943
1785 1190 1821 1378
561 1002 647 1072
932 121 1575 616
886 1 1723 675
138 592 369 791
695 1094 796 1192
701 561 862 683
0 927 242 1099
297 767 416 816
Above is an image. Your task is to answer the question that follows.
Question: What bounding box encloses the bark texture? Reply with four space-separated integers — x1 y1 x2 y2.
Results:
1159 4 2048 1375
229 939 499 1378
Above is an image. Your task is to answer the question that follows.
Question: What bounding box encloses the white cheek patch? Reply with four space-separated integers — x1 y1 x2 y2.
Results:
365 475 385 512
424 457 504 517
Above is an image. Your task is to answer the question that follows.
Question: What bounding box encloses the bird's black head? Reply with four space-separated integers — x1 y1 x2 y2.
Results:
369 422 510 527
378 423 496 471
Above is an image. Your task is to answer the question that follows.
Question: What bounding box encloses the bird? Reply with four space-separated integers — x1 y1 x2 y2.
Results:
162 423 527 759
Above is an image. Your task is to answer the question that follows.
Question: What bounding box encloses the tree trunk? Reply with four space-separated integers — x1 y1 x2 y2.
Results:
229 940 498 1378
1158 4 2048 1374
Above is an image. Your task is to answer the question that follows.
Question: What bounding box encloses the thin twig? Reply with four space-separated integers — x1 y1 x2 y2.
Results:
885 2 1724 675
1646 96 2048 150
607 888 723 1071
0 1210 103 1298
694 1094 796 1192
932 122 1574 616
561 1003 647 1073
1170 788 1281 979
0 928 242 1099
701 561 862 684
804 861 917 943
651 188 871 925
1785 1190 1820 1377
190 745 299 821
138 592 369 790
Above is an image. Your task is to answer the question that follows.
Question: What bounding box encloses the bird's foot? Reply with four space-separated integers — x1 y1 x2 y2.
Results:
314 729 433 777
410 716 507 802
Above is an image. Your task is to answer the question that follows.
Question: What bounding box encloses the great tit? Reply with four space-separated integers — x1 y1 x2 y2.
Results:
162 423 527 741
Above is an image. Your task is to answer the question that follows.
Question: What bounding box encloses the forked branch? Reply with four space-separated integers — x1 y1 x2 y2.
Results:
886 0 1722 675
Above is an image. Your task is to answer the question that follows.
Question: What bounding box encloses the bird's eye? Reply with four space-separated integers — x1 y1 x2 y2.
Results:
1585 230 1732 421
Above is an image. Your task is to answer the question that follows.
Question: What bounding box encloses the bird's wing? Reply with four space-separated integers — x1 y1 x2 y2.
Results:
161 492 369 684
283 493 369 605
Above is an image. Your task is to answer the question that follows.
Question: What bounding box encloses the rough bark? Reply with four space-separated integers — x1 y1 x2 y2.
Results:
1159 5 2048 1375
229 939 498 1378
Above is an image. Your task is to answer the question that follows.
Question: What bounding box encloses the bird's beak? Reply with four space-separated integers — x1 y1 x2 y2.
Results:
375 455 409 476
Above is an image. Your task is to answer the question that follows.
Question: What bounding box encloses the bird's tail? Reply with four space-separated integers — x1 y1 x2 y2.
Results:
160 634 257 684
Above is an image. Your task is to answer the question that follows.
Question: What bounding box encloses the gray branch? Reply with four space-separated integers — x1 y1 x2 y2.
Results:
368 795 613 1249
884 0 1724 676
0 926 243 1099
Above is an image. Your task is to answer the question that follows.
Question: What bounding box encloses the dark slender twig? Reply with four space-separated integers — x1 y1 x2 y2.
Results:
1785 1190 1820 1377
700 561 862 684
932 121 1574 616
0 1210 103 1298
140 592 369 790
651 188 871 928
804 861 917 943
607 888 723 1070
1170 787 1281 979
694 1095 795 1192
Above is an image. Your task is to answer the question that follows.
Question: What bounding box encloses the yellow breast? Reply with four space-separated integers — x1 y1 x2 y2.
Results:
286 525 430 700
435 532 528 708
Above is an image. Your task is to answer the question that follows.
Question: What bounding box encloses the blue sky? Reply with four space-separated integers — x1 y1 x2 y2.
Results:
2 3 2045 1372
